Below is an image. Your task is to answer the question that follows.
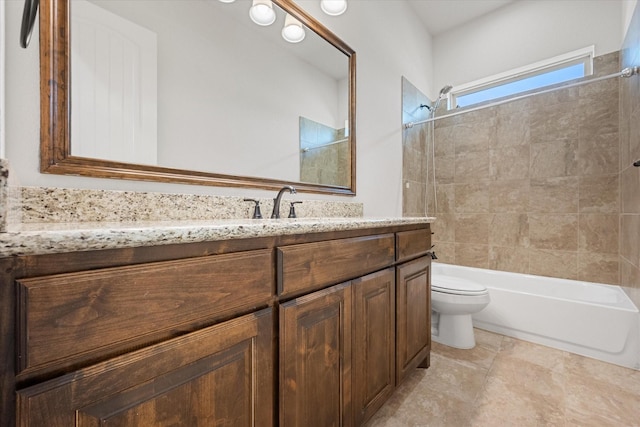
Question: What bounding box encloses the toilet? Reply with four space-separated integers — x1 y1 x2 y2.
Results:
431 274 490 349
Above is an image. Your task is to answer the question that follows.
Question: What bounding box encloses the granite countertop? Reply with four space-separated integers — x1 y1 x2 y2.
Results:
0 217 435 257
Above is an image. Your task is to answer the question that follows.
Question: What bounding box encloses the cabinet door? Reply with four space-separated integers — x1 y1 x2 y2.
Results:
17 308 273 427
280 282 352 427
353 268 395 426
396 256 431 384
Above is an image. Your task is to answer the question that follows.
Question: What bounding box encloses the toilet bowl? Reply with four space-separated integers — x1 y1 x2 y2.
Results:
431 275 490 349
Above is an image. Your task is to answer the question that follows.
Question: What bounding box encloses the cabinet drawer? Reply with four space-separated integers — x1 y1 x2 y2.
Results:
396 228 431 263
277 234 395 297
18 308 273 427
17 249 273 375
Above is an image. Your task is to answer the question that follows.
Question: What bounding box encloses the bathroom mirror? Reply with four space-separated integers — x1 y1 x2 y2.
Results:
39 0 356 195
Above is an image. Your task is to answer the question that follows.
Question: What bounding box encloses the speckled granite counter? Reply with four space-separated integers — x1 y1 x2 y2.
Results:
1 217 434 257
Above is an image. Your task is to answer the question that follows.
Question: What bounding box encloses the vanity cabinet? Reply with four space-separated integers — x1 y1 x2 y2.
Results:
0 222 431 426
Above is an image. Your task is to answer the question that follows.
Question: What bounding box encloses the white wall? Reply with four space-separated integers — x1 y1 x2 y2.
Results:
433 0 624 92
4 0 433 216
623 0 638 39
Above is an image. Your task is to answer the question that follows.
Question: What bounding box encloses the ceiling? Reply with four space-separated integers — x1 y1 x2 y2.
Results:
406 0 514 36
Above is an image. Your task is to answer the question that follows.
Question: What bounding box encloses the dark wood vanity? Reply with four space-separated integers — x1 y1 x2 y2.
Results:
0 222 431 426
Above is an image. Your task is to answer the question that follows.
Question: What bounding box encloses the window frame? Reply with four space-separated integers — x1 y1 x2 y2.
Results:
448 46 595 110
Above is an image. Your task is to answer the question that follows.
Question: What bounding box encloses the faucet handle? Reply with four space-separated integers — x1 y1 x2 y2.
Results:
288 201 302 218
243 198 263 219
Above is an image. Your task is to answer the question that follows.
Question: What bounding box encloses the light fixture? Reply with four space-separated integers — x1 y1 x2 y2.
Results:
320 0 347 16
249 0 276 26
217 0 236 3
282 14 305 43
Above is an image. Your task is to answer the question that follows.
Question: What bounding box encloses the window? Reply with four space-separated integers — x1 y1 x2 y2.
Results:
449 46 594 109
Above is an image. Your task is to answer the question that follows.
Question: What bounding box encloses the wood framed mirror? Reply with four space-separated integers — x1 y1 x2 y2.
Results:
39 0 356 195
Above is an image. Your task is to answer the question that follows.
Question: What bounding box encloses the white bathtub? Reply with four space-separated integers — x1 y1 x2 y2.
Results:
432 262 640 370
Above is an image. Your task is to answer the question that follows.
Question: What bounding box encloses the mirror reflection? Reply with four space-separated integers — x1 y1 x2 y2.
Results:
68 0 352 189
299 116 349 187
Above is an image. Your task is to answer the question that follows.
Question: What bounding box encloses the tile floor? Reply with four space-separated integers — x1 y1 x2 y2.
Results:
366 329 640 427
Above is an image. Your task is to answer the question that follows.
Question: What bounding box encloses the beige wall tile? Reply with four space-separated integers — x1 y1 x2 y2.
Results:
530 87 579 108
489 213 529 247
579 174 618 213
530 139 579 178
403 146 426 183
578 133 619 177
455 243 489 268
578 214 618 254
403 180 426 217
590 51 620 77
577 252 619 284
619 79 631 168
489 179 529 213
528 177 579 213
529 249 578 280
529 214 578 251
434 124 456 157
489 246 529 274
455 182 490 213
436 183 455 214
621 166 640 214
620 214 640 268
494 99 531 149
530 101 579 144
426 182 438 216
578 95 619 137
445 106 497 126
620 258 640 307
455 213 490 244
433 241 456 264
455 150 491 182
630 105 640 161
432 213 455 242
454 119 496 154
435 155 455 184
490 146 530 181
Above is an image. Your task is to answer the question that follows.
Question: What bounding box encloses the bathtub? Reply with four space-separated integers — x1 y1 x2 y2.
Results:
432 262 640 370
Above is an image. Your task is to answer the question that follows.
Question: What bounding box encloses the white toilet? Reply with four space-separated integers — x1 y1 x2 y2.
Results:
431 275 490 349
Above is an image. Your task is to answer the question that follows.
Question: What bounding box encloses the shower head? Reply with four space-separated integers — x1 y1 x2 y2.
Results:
439 85 453 97
431 84 453 116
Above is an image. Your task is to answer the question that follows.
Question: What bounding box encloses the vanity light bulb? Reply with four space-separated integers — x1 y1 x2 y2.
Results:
320 0 347 16
250 0 276 26
282 14 305 43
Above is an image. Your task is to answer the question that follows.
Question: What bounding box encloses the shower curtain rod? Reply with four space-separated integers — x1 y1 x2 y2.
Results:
404 66 639 129
301 137 349 152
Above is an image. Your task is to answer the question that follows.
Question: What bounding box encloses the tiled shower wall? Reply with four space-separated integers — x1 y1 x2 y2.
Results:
403 52 622 284
402 77 431 217
620 4 640 305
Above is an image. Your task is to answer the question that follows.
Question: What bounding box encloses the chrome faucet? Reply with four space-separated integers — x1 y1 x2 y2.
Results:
271 185 296 219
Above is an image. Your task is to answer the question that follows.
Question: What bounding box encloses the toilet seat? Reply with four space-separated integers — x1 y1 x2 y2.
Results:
432 275 488 296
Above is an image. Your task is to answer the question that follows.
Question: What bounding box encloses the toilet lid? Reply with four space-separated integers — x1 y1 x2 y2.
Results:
432 275 488 295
